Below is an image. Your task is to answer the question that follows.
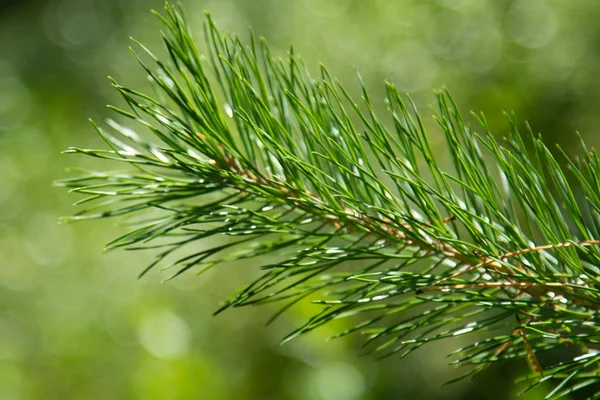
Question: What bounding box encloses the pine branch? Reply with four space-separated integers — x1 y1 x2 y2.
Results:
57 3 600 397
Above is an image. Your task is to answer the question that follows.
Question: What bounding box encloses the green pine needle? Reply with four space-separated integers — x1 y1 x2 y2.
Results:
57 3 600 397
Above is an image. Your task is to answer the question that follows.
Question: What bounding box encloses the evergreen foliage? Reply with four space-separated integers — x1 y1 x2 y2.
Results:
58 4 600 397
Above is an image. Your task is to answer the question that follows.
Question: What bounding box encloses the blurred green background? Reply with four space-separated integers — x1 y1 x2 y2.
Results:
1 0 600 399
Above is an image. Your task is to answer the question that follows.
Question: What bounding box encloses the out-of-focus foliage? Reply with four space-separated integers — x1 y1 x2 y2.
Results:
1 1 600 399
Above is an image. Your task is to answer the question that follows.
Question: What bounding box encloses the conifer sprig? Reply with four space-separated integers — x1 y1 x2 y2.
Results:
58 4 600 397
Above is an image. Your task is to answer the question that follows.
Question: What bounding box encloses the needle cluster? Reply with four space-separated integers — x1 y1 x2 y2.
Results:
58 4 600 398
